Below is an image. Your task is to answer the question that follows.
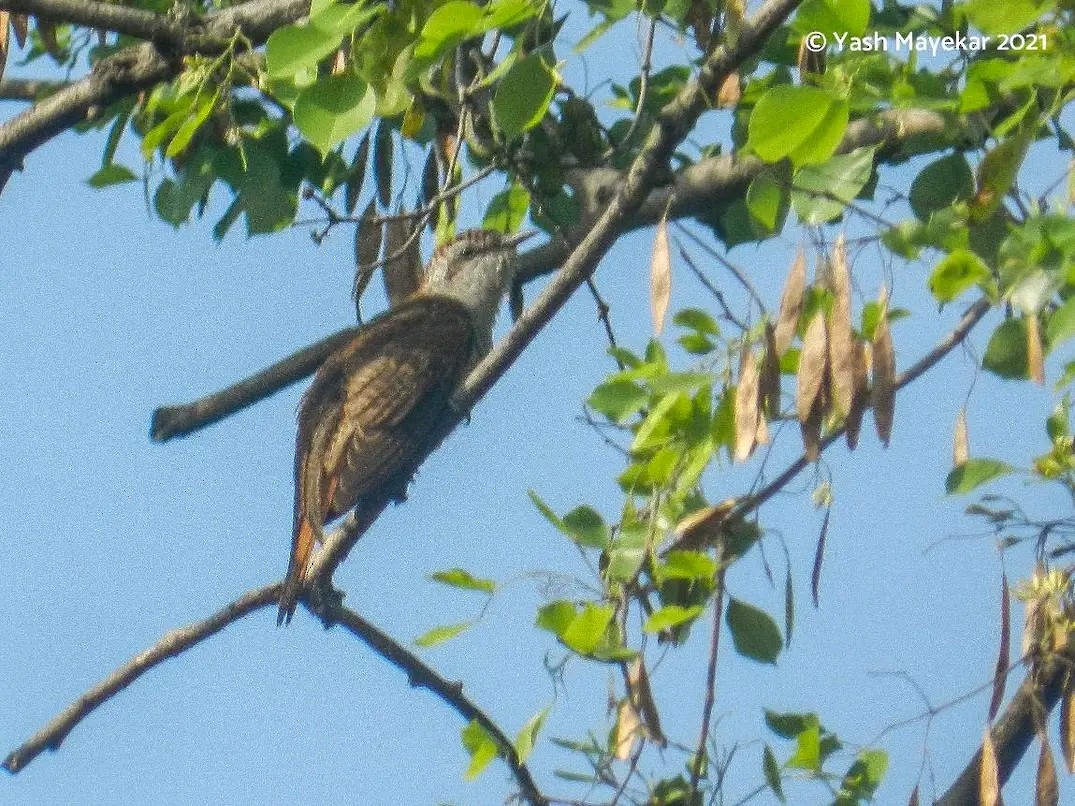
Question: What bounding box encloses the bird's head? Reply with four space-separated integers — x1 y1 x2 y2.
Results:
423 229 534 347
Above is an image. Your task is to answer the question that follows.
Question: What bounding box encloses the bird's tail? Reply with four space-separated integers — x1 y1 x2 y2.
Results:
278 517 316 626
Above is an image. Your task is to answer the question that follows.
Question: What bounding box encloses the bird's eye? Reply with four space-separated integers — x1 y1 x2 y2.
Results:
460 245 473 258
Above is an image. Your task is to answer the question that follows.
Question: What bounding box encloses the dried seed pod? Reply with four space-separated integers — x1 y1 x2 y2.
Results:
383 215 422 306
774 248 807 355
872 288 895 447
1027 313 1044 385
650 217 671 337
953 408 970 467
828 236 854 417
734 347 760 463
845 340 869 450
797 312 828 424
761 322 781 418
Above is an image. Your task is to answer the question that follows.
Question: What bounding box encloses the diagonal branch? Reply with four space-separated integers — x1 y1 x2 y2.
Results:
937 651 1075 806
2 583 280 774
0 0 177 42
151 326 361 442
306 0 806 592
319 601 549 806
0 0 310 189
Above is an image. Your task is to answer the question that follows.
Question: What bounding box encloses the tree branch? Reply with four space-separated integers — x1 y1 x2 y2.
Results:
2 583 280 774
936 652 1074 806
0 0 176 42
0 77 66 101
0 0 310 190
319 600 549 806
150 325 362 442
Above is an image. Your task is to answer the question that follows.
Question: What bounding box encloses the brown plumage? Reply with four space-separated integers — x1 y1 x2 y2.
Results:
277 228 529 625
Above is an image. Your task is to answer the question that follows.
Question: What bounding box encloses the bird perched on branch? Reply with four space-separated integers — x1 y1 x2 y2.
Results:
278 228 533 625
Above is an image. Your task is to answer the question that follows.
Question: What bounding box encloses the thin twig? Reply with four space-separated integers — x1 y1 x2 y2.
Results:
2 584 280 773
320 600 549 806
689 564 727 798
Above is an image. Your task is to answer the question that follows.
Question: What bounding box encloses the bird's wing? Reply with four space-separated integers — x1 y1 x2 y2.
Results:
315 296 476 521
279 297 475 624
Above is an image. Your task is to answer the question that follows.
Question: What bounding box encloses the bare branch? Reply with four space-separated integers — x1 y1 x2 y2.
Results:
936 653 1074 806
3 584 280 774
0 0 310 189
318 600 549 806
150 326 362 442
0 0 176 42
0 78 66 101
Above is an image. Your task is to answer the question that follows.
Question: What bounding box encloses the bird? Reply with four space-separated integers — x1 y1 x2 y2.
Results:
277 228 533 625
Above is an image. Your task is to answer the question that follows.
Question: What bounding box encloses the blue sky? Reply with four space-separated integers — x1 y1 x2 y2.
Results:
2 7 1074 806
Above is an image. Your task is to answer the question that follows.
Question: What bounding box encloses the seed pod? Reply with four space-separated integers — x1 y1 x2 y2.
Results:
734 347 760 463
845 341 869 450
774 248 807 355
872 287 896 447
797 312 828 424
828 236 854 417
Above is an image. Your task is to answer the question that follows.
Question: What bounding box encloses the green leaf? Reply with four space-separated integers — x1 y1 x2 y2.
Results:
765 710 816 739
562 506 611 549
787 723 821 771
791 146 875 224
294 75 377 154
964 0 1052 35
945 458 1014 494
726 598 782 664
763 745 786 802
791 0 870 36
983 318 1029 379
673 308 720 335
165 96 216 159
837 749 888 803
644 604 704 633
87 163 138 188
746 167 791 235
430 568 496 593
660 550 718 580
415 1 485 60
483 184 531 232
928 249 990 302
492 55 558 138
461 719 499 780
265 23 343 80
588 379 648 423
1046 296 1075 349
909 153 975 221
748 86 849 167
535 601 576 636
561 603 615 654
415 621 470 647
604 523 646 583
514 706 550 763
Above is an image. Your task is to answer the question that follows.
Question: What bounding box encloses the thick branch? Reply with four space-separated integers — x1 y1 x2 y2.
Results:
0 0 309 189
937 653 1073 806
151 326 361 441
320 601 548 806
2 583 280 774
0 0 176 42
0 78 66 101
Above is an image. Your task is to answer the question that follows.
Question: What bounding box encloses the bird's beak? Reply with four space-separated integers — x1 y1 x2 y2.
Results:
503 229 537 249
